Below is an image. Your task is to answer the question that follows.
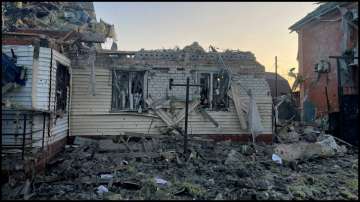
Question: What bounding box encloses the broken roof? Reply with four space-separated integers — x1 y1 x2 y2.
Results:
2 2 115 42
289 2 351 31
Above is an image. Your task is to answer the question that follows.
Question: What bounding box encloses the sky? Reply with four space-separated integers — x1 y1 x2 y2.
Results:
94 2 319 85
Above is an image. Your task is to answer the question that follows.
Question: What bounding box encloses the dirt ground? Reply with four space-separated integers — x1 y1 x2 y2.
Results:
1 136 358 200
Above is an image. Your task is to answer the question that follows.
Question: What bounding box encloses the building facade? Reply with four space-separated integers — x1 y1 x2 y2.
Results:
290 2 358 144
68 42 273 142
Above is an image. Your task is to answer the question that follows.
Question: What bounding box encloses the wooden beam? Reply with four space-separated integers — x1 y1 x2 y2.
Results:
230 83 247 130
171 100 200 126
118 131 173 139
145 97 175 126
119 136 132 153
198 108 220 128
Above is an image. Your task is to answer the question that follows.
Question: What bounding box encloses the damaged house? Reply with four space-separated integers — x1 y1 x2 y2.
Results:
68 42 273 143
2 2 358 200
289 2 358 145
1 2 117 165
2 33 71 162
2 1 272 171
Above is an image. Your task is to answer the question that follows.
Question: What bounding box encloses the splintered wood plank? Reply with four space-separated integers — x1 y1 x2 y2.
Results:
141 137 147 152
198 108 220 128
172 100 201 126
145 97 175 126
119 136 132 153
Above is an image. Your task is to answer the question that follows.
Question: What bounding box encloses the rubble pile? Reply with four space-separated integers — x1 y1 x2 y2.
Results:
1 134 358 200
2 2 116 39
132 42 265 74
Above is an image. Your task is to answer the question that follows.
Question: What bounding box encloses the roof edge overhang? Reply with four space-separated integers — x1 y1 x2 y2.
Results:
288 2 351 32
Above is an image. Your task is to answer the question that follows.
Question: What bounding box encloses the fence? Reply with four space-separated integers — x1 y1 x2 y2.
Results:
2 109 49 160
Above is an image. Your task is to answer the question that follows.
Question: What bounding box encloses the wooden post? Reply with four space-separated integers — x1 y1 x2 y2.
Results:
275 56 278 98
274 56 278 134
129 72 133 110
210 73 213 109
184 77 190 154
22 114 27 160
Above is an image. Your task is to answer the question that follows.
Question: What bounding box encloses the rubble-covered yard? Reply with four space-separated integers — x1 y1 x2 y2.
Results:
1 131 358 200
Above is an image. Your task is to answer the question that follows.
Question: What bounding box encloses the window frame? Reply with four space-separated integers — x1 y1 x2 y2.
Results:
54 62 70 114
110 69 147 113
197 70 230 111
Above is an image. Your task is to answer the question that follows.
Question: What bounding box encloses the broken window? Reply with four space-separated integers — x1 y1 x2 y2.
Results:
212 73 229 110
112 70 145 112
55 63 70 114
199 72 229 110
199 73 210 108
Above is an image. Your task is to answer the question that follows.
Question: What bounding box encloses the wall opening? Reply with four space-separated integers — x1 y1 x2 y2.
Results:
55 63 70 116
199 73 211 108
198 72 229 111
112 70 145 112
213 73 229 110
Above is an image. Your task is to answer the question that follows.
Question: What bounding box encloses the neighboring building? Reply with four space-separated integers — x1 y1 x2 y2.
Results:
68 42 273 142
289 2 358 144
264 72 291 98
1 1 115 169
2 35 71 162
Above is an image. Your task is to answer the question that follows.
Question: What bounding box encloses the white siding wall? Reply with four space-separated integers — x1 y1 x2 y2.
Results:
2 46 71 148
32 113 49 148
70 65 273 136
36 47 51 110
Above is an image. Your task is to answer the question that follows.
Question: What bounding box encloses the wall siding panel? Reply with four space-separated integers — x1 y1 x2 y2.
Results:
2 46 71 149
70 64 273 136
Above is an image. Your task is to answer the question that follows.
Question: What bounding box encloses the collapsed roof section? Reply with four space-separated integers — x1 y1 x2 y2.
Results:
2 2 116 43
93 42 266 74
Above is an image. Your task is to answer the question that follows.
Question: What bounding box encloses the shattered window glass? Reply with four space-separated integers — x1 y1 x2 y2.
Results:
198 72 229 111
112 70 145 112
55 63 70 114
213 73 229 110
200 73 210 108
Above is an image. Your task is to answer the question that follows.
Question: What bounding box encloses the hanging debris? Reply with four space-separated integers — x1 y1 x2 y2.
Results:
2 51 27 94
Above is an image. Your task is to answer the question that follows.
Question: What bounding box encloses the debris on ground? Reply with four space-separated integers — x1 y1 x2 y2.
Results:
274 134 348 162
1 133 358 200
96 185 109 195
277 124 300 143
272 154 283 164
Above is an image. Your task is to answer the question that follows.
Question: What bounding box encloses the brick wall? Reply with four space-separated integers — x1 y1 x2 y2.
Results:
147 68 199 100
